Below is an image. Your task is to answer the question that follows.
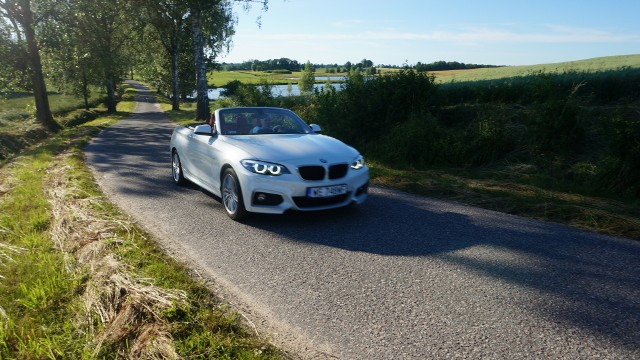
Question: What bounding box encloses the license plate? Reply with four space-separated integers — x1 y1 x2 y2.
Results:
307 184 348 198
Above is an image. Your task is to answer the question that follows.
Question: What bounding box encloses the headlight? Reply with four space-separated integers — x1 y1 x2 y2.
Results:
241 160 290 176
351 155 365 170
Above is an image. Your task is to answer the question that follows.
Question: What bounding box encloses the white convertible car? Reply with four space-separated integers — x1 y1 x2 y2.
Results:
170 107 369 220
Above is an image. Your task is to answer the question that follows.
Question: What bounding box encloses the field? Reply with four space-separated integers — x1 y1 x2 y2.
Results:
207 54 640 87
430 54 640 82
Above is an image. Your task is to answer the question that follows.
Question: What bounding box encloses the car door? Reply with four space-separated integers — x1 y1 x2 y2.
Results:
187 131 222 193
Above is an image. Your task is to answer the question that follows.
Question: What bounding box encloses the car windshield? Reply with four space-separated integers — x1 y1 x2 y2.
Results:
218 108 313 136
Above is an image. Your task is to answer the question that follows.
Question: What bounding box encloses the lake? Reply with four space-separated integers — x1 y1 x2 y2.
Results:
206 83 343 100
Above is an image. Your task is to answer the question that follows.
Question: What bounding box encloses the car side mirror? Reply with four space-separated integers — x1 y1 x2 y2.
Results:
309 124 322 134
194 124 216 136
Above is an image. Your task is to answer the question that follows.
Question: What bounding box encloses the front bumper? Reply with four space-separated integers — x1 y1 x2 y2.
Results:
238 166 370 214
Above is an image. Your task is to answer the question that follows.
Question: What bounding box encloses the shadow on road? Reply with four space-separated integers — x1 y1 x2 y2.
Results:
245 191 640 351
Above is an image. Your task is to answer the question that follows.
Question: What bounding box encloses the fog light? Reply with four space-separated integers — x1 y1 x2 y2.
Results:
252 192 284 206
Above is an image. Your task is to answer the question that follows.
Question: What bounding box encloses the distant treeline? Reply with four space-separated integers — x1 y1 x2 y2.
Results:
221 58 500 73
223 58 303 72
415 61 502 72
221 58 376 73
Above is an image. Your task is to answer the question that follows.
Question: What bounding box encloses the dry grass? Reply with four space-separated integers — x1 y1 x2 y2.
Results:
45 153 187 359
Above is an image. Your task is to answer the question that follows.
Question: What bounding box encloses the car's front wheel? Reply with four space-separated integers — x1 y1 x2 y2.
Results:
221 168 247 221
171 150 186 185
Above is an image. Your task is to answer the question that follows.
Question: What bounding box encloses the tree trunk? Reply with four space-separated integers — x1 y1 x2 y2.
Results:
105 76 117 113
191 9 209 120
82 71 89 110
22 1 60 132
171 42 180 111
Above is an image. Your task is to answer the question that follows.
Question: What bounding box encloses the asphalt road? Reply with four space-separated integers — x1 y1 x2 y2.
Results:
84 81 640 359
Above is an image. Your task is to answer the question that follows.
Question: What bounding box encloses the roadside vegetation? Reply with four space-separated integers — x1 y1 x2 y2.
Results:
203 55 640 240
0 85 281 358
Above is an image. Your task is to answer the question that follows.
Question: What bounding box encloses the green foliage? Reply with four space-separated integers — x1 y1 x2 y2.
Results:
210 61 640 200
312 68 438 150
221 79 276 106
298 66 640 200
298 61 316 94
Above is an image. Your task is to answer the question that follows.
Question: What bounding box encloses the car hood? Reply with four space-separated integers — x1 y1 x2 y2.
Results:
222 134 359 163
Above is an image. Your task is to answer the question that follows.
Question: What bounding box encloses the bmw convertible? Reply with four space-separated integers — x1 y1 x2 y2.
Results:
170 107 369 220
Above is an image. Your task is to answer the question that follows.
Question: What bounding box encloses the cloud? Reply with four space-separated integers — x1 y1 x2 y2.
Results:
244 24 640 45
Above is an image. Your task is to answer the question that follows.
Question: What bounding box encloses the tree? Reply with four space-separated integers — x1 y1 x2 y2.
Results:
0 0 60 132
188 0 268 120
0 15 30 91
359 58 373 68
39 1 98 110
299 60 315 94
140 0 190 111
69 0 137 113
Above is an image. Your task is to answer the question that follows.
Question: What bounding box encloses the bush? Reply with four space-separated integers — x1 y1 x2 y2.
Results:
230 66 640 199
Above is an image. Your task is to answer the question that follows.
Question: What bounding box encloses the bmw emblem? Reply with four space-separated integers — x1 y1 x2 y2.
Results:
320 158 327 163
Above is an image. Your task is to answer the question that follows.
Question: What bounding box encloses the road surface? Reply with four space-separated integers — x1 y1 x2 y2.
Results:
84 81 640 359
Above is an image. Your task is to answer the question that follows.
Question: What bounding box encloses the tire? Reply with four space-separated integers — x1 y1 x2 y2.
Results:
221 168 248 221
171 150 186 185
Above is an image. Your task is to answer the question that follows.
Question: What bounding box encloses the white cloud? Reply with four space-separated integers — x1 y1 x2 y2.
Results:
242 25 640 44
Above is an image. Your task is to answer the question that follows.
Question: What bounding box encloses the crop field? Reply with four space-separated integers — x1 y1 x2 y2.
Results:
431 54 640 82
207 54 640 87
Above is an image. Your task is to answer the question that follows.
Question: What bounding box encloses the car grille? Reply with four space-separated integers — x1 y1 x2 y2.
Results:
298 166 325 180
298 163 349 181
293 193 350 208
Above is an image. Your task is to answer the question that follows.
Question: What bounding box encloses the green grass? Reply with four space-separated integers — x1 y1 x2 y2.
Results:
0 85 282 359
0 88 105 121
207 55 640 88
369 162 640 240
0 117 121 358
208 68 347 87
198 55 640 241
431 54 640 83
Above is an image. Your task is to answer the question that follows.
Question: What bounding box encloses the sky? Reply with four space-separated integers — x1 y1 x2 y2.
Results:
219 0 640 66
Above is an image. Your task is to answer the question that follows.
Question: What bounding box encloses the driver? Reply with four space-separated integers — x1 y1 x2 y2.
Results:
251 114 272 134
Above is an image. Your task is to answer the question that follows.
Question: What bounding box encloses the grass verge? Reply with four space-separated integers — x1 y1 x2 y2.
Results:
0 86 282 358
369 162 640 240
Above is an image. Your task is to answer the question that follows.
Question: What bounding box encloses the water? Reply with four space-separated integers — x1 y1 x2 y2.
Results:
205 83 343 100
